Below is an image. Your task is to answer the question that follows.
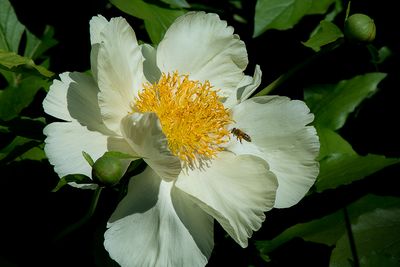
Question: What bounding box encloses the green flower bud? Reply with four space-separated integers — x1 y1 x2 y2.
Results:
344 13 376 43
92 155 124 186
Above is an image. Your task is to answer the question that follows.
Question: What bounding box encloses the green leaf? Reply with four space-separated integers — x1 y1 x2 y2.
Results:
307 0 337 14
317 152 400 192
0 0 25 52
316 127 354 160
359 253 400 267
368 45 392 65
24 26 58 60
308 0 343 37
0 124 8 133
0 116 45 139
0 136 40 163
303 20 343 52
256 195 400 257
0 50 54 77
14 146 46 161
0 74 50 121
52 174 94 192
315 127 400 192
160 0 190 8
254 0 336 37
330 208 400 267
304 73 386 130
111 0 185 44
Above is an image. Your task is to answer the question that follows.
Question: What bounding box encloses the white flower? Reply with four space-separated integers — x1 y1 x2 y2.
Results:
43 12 319 267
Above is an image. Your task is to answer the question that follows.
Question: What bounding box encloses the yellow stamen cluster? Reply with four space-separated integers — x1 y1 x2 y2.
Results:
135 72 231 166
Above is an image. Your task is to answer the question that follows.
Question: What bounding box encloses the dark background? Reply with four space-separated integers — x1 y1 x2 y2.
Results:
1 0 399 266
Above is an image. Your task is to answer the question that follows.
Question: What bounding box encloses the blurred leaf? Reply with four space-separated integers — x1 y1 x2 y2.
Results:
309 0 343 37
368 45 392 65
24 26 58 60
0 124 8 133
0 116 45 139
0 65 13 83
111 0 185 44
307 0 337 14
316 127 400 192
303 20 343 52
0 136 41 163
0 0 25 52
15 146 46 161
359 252 400 267
52 174 94 192
254 0 336 37
0 50 54 77
305 73 386 130
0 74 49 121
330 208 400 267
160 0 190 8
256 195 400 258
317 152 400 192
316 127 354 160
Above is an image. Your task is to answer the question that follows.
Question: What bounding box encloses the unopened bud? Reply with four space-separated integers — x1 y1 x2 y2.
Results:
92 155 124 186
344 13 376 43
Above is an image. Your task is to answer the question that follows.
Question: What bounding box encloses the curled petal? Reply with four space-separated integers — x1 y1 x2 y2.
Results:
224 65 262 108
43 72 114 135
230 96 320 208
120 113 181 181
176 152 278 247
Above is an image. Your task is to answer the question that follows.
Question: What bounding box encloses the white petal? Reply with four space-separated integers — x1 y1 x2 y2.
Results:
237 64 262 102
230 96 320 208
96 17 145 133
43 72 73 121
120 113 181 181
224 65 262 108
89 15 108 45
43 72 114 135
176 152 278 247
43 121 109 179
157 12 247 96
105 167 213 267
141 43 161 84
89 15 108 81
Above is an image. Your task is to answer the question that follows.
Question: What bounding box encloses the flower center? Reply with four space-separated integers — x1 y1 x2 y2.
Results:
134 71 232 167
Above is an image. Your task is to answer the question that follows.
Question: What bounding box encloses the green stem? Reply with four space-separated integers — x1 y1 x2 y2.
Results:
343 207 360 267
54 186 103 242
254 38 344 97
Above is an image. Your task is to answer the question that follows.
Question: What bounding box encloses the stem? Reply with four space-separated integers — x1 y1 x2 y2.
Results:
54 186 103 242
254 38 344 97
343 207 360 267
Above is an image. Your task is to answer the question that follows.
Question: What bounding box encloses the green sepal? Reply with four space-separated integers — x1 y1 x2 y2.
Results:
103 151 142 160
82 151 95 167
52 174 94 192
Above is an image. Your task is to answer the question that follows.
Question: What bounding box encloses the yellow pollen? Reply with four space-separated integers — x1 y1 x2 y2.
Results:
134 71 232 166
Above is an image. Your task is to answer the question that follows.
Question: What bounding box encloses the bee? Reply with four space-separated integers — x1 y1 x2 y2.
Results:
231 128 251 143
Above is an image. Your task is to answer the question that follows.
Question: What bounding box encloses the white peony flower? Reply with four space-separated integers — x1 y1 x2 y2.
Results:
43 12 319 267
